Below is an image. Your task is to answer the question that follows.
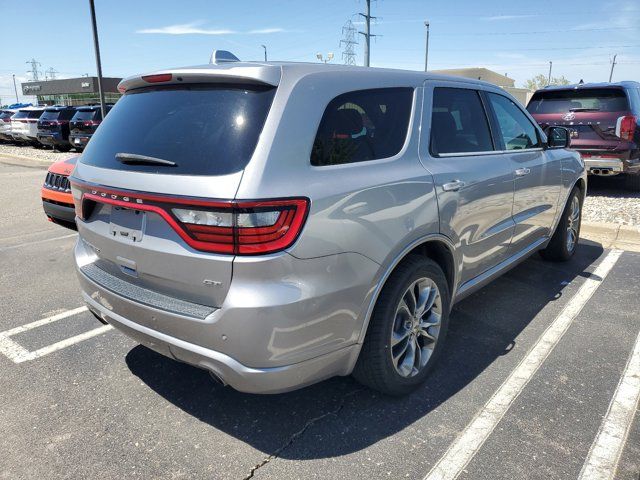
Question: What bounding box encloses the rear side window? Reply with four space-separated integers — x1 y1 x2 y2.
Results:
311 87 413 166
430 87 493 155
527 88 629 114
80 84 276 176
487 93 540 150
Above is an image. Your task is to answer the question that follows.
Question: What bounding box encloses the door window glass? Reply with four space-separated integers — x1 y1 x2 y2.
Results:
488 93 540 150
430 88 494 155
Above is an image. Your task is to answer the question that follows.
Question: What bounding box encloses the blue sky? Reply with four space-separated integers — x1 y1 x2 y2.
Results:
1 0 638 104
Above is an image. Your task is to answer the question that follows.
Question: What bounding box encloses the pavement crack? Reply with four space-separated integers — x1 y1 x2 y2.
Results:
242 388 363 479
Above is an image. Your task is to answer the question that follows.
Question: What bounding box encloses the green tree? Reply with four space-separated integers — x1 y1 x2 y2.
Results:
524 74 571 91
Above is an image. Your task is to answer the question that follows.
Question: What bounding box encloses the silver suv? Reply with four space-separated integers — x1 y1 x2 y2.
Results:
71 57 585 396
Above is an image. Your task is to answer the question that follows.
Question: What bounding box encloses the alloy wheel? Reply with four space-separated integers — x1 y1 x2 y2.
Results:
390 277 442 378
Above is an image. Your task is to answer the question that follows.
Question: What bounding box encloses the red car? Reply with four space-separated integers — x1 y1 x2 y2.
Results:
527 81 640 191
41 156 78 229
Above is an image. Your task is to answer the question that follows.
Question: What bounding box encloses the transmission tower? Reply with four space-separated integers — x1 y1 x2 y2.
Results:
340 20 358 65
45 67 59 81
26 58 42 81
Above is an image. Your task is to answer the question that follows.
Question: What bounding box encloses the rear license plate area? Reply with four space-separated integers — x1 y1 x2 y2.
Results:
109 207 145 242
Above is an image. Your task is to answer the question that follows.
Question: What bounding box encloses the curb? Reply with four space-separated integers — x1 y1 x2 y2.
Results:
0 153 54 168
581 221 640 252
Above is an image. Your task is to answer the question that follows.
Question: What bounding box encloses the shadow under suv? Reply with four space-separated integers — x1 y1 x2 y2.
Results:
71 57 585 395
527 81 640 191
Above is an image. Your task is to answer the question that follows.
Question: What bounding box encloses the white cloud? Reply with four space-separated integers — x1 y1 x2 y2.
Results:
136 22 287 36
482 14 536 21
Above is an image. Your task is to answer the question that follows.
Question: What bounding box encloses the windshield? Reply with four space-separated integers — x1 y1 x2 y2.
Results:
527 88 629 114
80 84 276 176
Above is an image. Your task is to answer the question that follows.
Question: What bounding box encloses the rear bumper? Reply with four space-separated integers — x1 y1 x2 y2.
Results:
37 132 69 147
583 157 624 176
82 286 359 394
69 134 91 148
74 238 378 393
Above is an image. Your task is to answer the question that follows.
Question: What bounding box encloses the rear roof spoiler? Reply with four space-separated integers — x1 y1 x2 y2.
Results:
118 63 281 93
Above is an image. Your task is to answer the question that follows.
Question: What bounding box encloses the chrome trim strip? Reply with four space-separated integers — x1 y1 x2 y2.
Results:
438 148 543 158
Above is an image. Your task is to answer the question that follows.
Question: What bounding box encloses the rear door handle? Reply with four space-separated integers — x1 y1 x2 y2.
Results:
442 180 466 192
515 167 531 177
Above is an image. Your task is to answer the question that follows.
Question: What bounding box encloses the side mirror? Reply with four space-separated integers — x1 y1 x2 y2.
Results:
546 126 570 149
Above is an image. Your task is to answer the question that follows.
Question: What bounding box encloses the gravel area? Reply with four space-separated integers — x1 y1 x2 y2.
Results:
0 142 79 163
1 141 638 226
584 176 640 226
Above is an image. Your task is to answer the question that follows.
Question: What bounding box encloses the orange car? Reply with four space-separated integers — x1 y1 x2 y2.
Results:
41 155 78 230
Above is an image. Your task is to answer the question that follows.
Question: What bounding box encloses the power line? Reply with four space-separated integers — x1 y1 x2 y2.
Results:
45 67 58 81
340 19 358 65
437 26 635 36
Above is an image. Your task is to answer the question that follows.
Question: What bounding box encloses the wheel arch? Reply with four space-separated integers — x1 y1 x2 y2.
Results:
355 235 458 347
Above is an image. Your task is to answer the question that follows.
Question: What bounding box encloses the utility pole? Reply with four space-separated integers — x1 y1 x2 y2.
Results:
88 0 107 119
547 61 553 86
12 74 19 102
609 54 617 82
340 19 358 65
261 45 267 62
424 21 430 72
358 0 377 67
26 58 42 81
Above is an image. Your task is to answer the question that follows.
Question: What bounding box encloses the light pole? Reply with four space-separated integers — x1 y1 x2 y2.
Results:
12 74 19 103
609 54 617 82
424 21 430 72
547 61 553 86
316 52 334 64
88 0 106 119
261 44 267 62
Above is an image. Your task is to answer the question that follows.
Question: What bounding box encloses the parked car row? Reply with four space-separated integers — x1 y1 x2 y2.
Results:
0 104 112 151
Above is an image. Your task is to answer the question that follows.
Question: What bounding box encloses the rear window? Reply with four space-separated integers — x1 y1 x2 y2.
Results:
27 110 44 119
12 111 29 120
72 109 99 122
80 84 276 176
40 110 62 121
311 88 413 166
0 111 14 120
527 88 629 114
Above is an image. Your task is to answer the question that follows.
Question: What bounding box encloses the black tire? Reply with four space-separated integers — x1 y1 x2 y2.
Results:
624 173 640 192
353 255 450 396
540 186 582 262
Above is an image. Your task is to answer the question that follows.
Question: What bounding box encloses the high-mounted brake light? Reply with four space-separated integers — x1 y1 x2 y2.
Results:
616 115 637 141
142 73 173 83
70 181 309 255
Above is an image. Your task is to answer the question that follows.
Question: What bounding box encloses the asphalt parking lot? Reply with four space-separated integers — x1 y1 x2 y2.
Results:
1 160 638 480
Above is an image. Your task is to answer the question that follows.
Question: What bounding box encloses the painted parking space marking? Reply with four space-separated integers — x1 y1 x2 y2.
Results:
579 329 640 480
0 306 112 363
423 249 623 480
0 233 77 252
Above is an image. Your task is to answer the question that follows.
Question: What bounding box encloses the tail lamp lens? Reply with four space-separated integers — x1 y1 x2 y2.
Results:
71 181 309 255
616 115 637 141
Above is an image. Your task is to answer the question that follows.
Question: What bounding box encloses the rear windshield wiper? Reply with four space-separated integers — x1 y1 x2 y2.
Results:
568 107 600 112
116 153 177 167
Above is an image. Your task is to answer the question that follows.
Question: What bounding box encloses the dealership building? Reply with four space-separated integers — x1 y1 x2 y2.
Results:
21 77 122 106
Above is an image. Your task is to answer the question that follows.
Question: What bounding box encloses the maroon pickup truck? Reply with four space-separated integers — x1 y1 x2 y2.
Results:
527 81 640 191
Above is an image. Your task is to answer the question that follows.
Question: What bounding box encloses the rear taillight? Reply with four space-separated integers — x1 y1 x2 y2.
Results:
83 121 99 126
616 115 637 141
71 182 309 255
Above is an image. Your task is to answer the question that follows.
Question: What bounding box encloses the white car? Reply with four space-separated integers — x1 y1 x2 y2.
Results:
0 109 19 141
10 106 45 144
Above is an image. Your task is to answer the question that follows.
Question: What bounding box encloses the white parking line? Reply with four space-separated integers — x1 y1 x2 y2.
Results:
0 306 113 363
0 233 77 252
424 249 623 480
579 329 640 480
